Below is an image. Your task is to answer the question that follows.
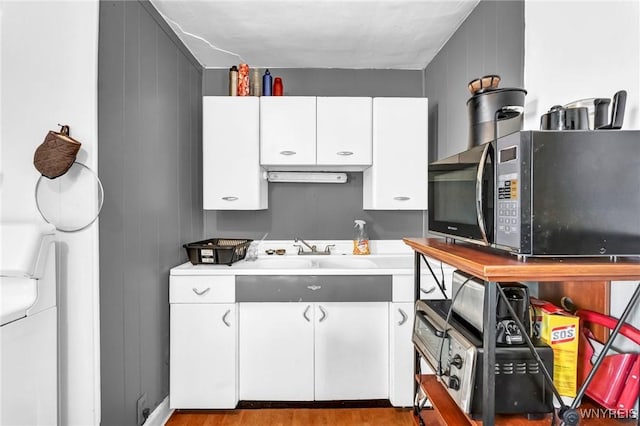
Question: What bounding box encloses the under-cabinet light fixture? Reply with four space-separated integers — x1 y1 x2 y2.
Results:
266 171 348 183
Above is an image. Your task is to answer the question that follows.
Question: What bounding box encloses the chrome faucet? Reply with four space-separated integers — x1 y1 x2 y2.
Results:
295 237 316 252
294 238 334 255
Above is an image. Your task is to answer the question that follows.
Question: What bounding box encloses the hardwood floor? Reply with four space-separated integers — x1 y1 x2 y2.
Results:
165 408 415 425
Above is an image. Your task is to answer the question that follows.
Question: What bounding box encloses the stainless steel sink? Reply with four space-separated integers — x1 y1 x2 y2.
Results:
245 258 314 269
243 255 411 270
315 258 378 269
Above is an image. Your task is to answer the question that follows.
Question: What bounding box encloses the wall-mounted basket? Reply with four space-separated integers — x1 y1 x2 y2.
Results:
33 125 81 179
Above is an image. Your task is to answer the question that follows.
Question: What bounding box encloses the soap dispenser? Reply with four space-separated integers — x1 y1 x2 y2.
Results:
353 219 370 255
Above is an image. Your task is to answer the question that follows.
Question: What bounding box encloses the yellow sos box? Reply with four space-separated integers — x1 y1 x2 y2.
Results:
531 297 580 399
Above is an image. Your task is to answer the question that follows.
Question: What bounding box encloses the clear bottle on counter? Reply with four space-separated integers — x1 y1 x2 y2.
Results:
228 65 238 96
353 219 370 255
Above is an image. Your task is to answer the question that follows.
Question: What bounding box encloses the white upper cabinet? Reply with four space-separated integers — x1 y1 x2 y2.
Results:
202 96 267 210
316 97 372 166
363 97 428 210
260 97 317 166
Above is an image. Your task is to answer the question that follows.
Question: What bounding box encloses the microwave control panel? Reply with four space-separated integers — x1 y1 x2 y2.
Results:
495 134 522 250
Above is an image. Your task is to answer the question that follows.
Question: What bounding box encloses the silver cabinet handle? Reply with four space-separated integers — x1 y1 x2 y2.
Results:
393 196 411 201
222 196 238 201
398 308 408 326
420 286 436 295
303 305 311 322
280 150 296 156
318 305 327 322
222 309 231 327
307 285 322 291
336 151 354 156
192 287 210 296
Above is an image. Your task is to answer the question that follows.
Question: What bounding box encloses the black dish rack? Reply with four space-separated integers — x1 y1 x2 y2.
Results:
183 238 252 266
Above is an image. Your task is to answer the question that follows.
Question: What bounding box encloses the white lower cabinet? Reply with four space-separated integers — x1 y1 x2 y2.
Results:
238 302 389 401
170 303 237 409
168 267 449 408
315 302 389 400
389 302 415 407
389 261 452 407
238 303 314 400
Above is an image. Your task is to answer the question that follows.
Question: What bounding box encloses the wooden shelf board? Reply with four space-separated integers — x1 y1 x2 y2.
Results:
413 407 446 426
407 238 639 425
416 375 474 426
416 374 637 425
403 238 640 282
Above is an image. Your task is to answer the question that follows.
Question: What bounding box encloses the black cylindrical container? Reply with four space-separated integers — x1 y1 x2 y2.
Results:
497 285 530 334
540 105 590 130
467 88 527 148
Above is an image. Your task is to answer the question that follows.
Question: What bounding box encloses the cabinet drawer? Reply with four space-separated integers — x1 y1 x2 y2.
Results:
393 267 453 302
236 275 391 303
170 275 235 303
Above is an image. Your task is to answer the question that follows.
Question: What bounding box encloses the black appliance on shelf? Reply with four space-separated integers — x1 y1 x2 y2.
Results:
412 299 554 419
451 270 531 345
428 130 640 257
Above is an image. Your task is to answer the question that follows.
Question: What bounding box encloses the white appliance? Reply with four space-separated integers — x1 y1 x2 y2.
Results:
0 222 57 425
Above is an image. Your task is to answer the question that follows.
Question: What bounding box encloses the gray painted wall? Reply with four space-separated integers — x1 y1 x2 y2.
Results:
95 1 525 423
98 2 203 425
424 0 525 161
203 68 426 240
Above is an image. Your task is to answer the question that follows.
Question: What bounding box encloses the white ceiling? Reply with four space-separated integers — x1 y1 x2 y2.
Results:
149 0 480 70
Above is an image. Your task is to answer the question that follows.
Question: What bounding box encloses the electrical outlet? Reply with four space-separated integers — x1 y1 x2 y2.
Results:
136 393 147 426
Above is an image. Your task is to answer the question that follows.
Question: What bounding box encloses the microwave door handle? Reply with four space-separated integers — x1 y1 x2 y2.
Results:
475 143 492 246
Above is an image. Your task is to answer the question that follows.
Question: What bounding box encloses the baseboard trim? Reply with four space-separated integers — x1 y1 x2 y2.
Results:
237 399 392 409
144 397 173 426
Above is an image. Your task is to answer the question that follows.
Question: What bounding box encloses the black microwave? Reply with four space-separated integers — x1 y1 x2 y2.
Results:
428 130 640 257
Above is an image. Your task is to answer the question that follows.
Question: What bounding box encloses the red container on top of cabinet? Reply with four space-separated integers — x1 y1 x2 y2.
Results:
273 77 283 96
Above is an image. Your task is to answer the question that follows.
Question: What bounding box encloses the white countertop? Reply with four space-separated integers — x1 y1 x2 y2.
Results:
171 239 438 276
0 275 37 325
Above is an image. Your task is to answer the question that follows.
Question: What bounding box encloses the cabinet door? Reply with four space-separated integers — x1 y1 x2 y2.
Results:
363 97 429 210
1 307 57 426
317 97 372 166
314 302 389 400
203 96 267 210
238 303 314 400
260 97 316 165
389 302 414 407
170 304 237 409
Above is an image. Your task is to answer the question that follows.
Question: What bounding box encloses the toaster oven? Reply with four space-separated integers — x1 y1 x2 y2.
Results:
412 299 554 418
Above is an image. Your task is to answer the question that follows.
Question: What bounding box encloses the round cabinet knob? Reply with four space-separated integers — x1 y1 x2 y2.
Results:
448 375 461 391
450 354 463 369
